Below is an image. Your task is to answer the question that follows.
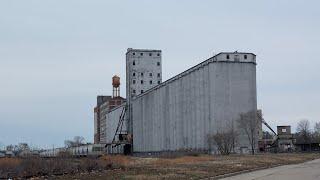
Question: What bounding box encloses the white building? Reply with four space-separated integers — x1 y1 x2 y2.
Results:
126 48 162 134
126 48 162 99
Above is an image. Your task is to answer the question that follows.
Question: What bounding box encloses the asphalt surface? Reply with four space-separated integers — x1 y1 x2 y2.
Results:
220 158 320 180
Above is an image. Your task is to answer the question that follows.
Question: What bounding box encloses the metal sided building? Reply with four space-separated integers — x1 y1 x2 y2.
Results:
131 52 258 154
105 104 129 154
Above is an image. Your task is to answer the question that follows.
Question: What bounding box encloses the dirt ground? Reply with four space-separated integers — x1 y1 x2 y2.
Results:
51 153 320 180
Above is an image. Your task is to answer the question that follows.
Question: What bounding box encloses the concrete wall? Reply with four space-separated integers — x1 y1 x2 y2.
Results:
126 48 163 134
277 126 291 135
94 108 99 144
132 52 257 153
105 105 126 144
126 48 162 99
99 101 109 143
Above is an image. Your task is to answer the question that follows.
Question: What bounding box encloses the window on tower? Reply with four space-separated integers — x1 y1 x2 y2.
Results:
157 62 160 66
133 61 136 66
149 73 153 77
141 80 144 84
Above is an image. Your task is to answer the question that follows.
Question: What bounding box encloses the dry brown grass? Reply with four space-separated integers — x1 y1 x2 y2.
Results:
2 153 320 180
153 155 214 166
0 158 21 168
0 157 116 179
100 155 134 168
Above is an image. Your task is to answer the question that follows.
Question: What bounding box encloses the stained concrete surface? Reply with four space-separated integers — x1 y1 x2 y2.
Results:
220 158 320 180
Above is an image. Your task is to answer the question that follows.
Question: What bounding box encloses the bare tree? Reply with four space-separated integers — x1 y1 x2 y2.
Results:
237 111 259 155
313 122 320 141
209 130 236 155
73 136 85 145
296 119 311 143
64 136 86 148
208 122 237 155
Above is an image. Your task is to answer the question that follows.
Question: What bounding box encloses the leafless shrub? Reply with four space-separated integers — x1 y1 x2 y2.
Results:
0 156 115 179
208 130 235 155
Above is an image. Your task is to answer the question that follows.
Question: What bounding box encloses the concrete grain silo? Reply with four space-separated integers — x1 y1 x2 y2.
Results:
130 52 258 155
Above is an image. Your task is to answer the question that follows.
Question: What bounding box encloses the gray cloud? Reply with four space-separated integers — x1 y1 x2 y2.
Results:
0 0 319 147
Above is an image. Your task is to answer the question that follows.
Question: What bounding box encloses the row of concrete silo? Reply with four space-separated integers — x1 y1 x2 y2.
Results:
99 50 259 155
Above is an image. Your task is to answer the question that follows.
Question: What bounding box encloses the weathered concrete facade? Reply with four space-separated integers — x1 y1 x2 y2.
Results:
105 105 126 144
94 96 112 144
131 52 257 153
126 48 162 99
126 48 163 135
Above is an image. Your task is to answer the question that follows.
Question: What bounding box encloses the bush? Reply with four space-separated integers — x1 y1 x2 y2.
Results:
0 157 115 179
209 131 236 155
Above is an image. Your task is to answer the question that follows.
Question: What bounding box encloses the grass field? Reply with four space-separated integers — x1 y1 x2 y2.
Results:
1 153 320 179
58 153 320 180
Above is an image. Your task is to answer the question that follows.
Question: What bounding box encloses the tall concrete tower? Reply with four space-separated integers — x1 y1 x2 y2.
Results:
126 48 163 135
126 48 162 99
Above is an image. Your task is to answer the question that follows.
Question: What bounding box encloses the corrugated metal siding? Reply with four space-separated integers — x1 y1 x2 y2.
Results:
105 105 126 144
132 60 257 153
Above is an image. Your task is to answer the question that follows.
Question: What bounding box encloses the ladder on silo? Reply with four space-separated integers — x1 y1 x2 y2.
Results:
112 105 127 146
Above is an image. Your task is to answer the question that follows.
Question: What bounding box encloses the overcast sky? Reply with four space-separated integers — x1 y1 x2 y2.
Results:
0 0 319 148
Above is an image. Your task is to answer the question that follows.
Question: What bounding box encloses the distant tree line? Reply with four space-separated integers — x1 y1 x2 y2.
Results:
295 119 320 145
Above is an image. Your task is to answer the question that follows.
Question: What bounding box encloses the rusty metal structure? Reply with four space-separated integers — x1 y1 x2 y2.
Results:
112 75 121 97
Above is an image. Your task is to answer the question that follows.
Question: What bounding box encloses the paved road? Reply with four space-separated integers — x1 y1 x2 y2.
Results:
221 159 320 180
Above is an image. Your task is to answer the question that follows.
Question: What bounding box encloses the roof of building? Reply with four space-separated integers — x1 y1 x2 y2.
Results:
133 52 256 100
111 96 126 101
126 48 161 54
